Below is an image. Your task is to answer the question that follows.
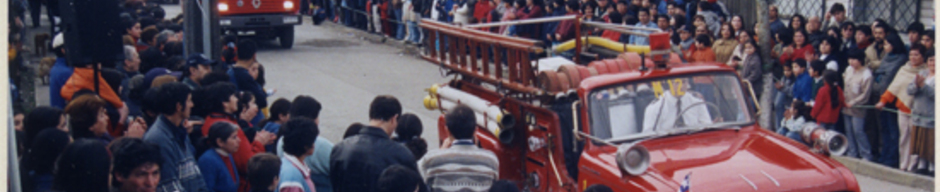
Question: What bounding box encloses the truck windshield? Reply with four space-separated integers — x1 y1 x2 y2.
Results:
587 72 754 141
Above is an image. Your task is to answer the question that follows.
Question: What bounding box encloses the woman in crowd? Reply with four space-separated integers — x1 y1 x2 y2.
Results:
730 15 745 36
64 94 113 144
908 52 935 175
810 70 844 130
52 139 111 192
779 29 815 67
685 34 716 62
875 44 927 170
20 129 70 192
23 106 67 149
842 50 874 161
396 113 428 160
712 23 738 64
237 91 260 130
789 14 806 32
728 29 753 70
198 122 242 192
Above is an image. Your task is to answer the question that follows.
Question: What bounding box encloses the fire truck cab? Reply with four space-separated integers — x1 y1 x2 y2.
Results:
217 0 301 48
419 16 859 192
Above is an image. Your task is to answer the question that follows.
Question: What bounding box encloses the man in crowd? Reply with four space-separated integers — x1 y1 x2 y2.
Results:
906 22 924 49
182 53 214 90
142 82 209 192
139 30 175 73
629 9 657 45
768 5 785 43
806 16 826 47
418 104 499 191
866 23 890 70
229 40 268 123
823 3 850 29
49 33 73 109
110 138 163 192
330 95 418 192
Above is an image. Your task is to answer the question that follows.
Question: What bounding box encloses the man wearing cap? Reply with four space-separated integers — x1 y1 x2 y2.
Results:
49 33 73 109
182 53 214 90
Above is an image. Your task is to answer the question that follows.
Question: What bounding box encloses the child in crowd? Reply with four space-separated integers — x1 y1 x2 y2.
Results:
263 99 292 152
810 70 844 130
778 100 812 144
774 63 796 130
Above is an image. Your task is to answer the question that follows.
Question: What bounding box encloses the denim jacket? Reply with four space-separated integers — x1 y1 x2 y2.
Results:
144 115 210 192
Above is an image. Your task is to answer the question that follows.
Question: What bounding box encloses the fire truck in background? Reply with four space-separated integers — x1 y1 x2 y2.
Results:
217 0 301 48
417 16 859 192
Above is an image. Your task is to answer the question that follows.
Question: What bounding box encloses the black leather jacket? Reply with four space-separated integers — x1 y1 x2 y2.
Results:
329 126 419 192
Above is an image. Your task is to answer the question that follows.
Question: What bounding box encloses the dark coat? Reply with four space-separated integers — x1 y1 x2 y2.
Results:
329 126 418 192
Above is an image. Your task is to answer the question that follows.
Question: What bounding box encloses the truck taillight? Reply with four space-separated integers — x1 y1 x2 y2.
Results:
283 1 294 9
218 3 229 11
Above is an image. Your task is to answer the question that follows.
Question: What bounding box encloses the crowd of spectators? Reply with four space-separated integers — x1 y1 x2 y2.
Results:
763 3 936 176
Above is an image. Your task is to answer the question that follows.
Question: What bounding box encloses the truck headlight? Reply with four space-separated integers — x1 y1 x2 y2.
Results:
283 1 294 9
219 3 229 11
616 143 650 176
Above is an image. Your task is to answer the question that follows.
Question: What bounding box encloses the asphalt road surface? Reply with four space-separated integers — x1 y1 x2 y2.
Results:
33 4 928 192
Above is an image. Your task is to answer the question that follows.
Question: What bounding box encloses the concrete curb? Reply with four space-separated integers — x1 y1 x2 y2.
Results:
319 21 422 56
832 156 934 191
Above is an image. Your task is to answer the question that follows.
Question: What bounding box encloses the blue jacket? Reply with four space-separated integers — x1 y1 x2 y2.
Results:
629 22 658 45
792 72 814 102
143 115 210 192
277 156 314 192
198 149 240 192
228 67 267 125
49 57 72 109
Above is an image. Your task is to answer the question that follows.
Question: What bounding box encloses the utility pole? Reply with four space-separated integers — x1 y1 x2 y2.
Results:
755 0 772 129
184 0 222 58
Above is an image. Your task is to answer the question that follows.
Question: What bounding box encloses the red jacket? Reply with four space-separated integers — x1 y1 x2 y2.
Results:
555 13 578 42
811 84 844 124
473 0 493 22
779 44 815 65
202 113 265 192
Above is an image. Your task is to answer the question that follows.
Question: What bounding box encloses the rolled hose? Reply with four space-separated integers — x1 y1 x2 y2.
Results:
424 85 517 143
552 36 652 54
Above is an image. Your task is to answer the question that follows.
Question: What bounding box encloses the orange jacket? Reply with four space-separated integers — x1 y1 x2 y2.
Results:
685 45 717 63
60 67 124 108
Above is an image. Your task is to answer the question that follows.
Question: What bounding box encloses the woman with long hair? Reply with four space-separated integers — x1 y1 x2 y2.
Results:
789 14 806 32
740 39 763 97
685 34 716 62
730 15 745 36
712 23 738 64
779 29 815 66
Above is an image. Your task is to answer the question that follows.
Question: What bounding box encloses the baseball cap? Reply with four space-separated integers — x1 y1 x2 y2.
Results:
186 53 215 67
52 33 65 49
143 67 183 89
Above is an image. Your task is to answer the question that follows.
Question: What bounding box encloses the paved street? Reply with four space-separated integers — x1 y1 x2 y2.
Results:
26 4 930 192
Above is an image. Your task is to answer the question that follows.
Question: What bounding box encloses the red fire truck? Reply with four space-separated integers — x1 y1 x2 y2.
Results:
217 0 301 48
418 16 859 192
